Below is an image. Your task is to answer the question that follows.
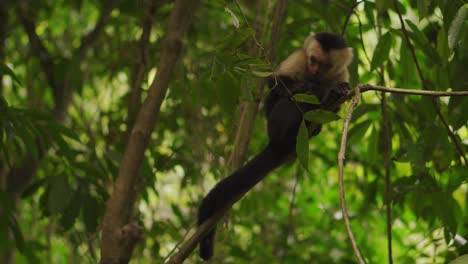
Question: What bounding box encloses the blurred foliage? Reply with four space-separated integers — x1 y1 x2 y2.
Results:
0 0 467 263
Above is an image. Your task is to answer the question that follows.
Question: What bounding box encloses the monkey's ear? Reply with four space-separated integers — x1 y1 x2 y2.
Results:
303 32 316 49
346 47 354 65
330 47 354 67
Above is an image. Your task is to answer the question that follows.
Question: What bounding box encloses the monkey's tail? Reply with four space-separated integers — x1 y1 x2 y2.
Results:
197 143 290 261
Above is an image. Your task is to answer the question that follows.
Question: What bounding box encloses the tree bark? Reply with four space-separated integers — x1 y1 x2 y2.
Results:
165 1 288 262
99 1 199 263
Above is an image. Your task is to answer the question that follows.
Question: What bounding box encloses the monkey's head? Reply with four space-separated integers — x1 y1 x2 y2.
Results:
303 32 353 82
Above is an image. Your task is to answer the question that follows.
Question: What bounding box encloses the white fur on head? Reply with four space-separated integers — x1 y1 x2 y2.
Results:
274 49 308 81
303 32 315 49
330 47 353 67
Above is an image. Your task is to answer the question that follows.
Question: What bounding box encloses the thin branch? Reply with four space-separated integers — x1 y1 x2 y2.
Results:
280 170 300 264
393 0 467 166
341 0 366 36
163 223 196 263
15 4 58 96
126 0 158 142
359 85 468 96
377 12 393 262
338 87 367 264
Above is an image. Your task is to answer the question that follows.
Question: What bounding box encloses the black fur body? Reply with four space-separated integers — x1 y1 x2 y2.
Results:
197 76 348 260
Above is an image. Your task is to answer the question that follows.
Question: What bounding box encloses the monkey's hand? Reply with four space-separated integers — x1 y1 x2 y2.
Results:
321 82 350 110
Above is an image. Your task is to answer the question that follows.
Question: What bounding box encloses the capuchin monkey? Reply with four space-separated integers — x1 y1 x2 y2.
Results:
197 32 353 261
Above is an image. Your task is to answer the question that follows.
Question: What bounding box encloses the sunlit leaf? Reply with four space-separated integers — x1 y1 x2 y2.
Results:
437 28 449 65
448 4 468 50
400 40 413 86
371 32 392 71
449 254 468 264
251 71 273 77
291 93 320 104
21 179 47 198
417 0 430 20
0 64 22 86
304 109 340 124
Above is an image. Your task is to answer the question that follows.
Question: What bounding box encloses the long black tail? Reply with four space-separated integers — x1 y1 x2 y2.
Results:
197 143 291 261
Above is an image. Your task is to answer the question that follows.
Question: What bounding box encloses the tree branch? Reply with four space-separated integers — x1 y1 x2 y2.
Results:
99 0 199 263
126 0 158 142
338 87 367 264
393 0 467 166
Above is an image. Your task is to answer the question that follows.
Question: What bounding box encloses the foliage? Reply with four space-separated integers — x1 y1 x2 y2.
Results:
0 0 467 263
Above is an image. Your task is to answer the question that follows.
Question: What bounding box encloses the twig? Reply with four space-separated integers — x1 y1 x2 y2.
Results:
163 223 196 263
280 169 300 263
341 0 367 36
377 12 393 263
393 0 467 166
338 86 367 264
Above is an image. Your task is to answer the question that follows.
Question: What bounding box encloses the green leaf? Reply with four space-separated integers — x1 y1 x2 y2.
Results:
171 204 185 224
21 179 46 198
49 123 81 142
48 176 72 214
376 0 391 12
251 71 273 77
83 195 99 233
400 40 413 86
417 0 430 20
405 20 441 63
348 120 372 143
437 28 449 65
304 109 340 124
296 120 309 170
449 254 468 264
9 216 25 253
217 27 254 51
448 4 468 50
60 191 82 231
291 93 320 104
0 64 22 86
371 32 392 71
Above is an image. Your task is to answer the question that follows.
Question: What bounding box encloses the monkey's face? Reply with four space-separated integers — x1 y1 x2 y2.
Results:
306 40 331 77
305 39 353 82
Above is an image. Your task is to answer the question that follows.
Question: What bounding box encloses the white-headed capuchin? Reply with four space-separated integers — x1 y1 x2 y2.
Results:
197 32 353 261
